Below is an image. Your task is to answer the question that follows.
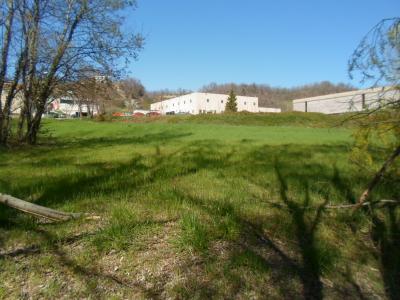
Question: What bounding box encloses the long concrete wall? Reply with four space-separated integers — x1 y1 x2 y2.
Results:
292 87 399 114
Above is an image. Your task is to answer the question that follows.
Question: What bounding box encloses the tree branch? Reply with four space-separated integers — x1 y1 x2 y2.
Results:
0 193 81 221
355 145 400 210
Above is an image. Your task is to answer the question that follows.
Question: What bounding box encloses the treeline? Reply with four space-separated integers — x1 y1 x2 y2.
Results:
143 81 355 111
200 81 355 111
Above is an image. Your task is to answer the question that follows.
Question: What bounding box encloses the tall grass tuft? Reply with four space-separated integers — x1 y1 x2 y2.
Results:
177 214 210 253
91 206 156 252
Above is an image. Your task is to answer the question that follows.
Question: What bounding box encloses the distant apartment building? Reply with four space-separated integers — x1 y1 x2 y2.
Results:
150 92 281 115
292 87 399 114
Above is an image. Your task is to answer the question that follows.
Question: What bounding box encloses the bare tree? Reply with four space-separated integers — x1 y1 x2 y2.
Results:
120 77 146 100
0 0 143 145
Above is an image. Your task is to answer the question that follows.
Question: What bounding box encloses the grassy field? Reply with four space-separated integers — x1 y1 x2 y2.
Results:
0 113 399 299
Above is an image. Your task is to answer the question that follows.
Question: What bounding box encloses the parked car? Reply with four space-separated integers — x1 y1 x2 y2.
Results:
45 111 67 119
146 111 160 117
44 112 59 118
133 112 145 117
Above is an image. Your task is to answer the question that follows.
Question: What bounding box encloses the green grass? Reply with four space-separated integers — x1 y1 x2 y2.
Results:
0 113 399 299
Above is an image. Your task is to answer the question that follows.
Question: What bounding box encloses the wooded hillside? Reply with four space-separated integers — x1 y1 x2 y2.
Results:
200 81 355 111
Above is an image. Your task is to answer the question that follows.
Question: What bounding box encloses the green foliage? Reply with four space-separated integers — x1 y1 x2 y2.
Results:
350 109 400 181
225 90 238 112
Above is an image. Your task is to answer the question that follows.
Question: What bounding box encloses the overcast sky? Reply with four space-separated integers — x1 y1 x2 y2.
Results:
124 0 399 91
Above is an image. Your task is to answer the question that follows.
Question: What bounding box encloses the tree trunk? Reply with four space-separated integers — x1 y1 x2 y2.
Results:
0 49 26 145
23 3 87 144
26 106 44 144
17 105 27 141
0 0 15 126
17 0 39 143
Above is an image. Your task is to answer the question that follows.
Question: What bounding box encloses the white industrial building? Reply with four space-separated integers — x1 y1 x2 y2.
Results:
292 86 399 114
150 92 281 115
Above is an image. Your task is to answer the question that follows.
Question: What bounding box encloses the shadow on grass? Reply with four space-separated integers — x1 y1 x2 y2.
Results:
331 165 357 204
32 140 234 209
370 208 400 300
171 188 301 298
53 130 194 150
0 129 193 204
274 160 327 300
172 169 331 300
31 228 160 298
174 164 330 298
1 139 398 298
166 144 384 298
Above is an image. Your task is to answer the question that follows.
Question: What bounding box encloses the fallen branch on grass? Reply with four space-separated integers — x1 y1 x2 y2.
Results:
268 199 399 210
0 193 82 221
326 199 400 209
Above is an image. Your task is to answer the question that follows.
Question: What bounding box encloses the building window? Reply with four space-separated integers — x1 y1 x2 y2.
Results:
244 101 247 105
60 98 73 104
253 102 256 106
184 101 186 104
221 100 223 103
190 99 192 103
207 99 209 103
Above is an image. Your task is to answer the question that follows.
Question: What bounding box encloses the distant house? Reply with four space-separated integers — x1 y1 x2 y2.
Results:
0 81 100 117
292 87 399 114
50 96 98 117
150 92 281 115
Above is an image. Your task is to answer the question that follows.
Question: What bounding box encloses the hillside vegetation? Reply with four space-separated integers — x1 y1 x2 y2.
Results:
127 111 354 128
0 114 398 299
